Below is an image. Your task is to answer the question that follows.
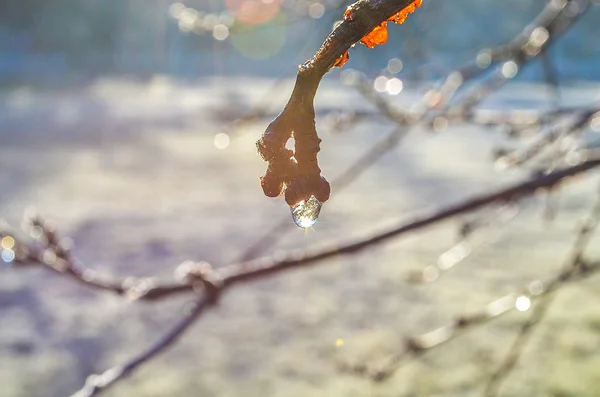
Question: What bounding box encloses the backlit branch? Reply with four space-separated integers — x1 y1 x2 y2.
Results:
241 0 591 260
2 158 598 396
256 0 421 213
4 1 599 396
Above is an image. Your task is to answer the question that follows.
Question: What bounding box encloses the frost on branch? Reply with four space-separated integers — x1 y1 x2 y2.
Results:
256 0 423 227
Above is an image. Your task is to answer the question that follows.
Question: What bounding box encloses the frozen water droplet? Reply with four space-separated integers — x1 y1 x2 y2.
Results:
291 195 322 228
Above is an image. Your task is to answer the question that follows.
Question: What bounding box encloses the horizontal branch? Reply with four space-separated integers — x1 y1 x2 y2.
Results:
222 159 600 286
19 159 582 394
7 159 600 305
4 226 194 301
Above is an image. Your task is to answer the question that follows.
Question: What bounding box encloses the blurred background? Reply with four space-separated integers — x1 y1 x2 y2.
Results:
2 1 600 396
0 0 599 85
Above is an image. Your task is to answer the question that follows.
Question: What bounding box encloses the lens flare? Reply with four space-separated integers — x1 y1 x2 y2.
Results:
225 0 281 25
231 12 287 60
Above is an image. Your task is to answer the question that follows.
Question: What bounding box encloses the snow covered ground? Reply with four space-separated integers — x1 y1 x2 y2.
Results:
1 77 600 397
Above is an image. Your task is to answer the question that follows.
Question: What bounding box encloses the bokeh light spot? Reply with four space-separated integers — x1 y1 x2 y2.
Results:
386 78 403 95
433 117 448 132
373 76 388 93
2 249 15 263
1 236 15 250
31 225 43 239
387 58 403 74
213 24 230 41
476 49 492 69
226 0 281 25
214 133 231 149
515 296 531 312
169 2 186 19
309 3 325 19
501 61 519 78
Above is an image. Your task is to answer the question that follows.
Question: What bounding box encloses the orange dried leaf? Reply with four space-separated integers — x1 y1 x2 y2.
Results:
333 51 350 67
388 0 423 25
360 22 388 49
337 0 423 66
358 0 422 49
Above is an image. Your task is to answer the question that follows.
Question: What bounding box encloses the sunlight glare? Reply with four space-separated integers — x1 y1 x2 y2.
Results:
515 296 531 312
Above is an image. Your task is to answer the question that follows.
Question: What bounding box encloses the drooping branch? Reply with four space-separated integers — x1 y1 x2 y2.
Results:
243 0 590 257
256 0 422 212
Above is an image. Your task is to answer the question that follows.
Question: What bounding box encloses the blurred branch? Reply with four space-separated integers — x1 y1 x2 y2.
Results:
406 201 522 284
494 105 599 169
7 160 600 303
343 186 600 383
481 184 600 397
71 294 212 397
343 257 600 382
2 159 598 396
2 215 194 301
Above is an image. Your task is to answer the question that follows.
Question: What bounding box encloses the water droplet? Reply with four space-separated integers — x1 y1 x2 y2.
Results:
291 196 322 228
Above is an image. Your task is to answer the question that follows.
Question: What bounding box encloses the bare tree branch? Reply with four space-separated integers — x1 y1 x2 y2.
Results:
70 294 212 397
6 159 600 302
4 2 599 396
2 158 596 396
241 0 591 260
481 184 600 397
341 256 600 382
256 0 420 208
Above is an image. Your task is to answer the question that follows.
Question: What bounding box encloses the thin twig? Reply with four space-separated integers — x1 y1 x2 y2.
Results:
3 218 194 301
482 184 600 397
343 188 600 381
70 294 212 397
406 201 521 284
342 257 600 381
